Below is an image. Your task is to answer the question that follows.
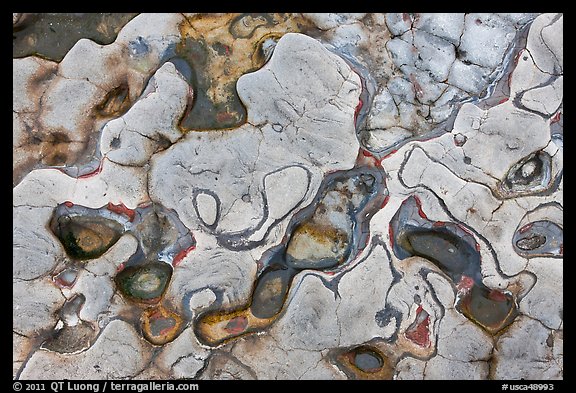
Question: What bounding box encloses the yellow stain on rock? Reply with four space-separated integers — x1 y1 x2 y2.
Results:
177 13 315 131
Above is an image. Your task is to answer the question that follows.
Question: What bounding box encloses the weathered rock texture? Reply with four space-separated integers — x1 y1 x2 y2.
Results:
13 13 562 380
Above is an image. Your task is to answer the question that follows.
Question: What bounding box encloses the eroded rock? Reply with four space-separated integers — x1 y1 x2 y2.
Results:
13 13 562 381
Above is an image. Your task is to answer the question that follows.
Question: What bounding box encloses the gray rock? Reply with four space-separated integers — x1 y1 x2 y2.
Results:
493 316 562 379
19 320 153 379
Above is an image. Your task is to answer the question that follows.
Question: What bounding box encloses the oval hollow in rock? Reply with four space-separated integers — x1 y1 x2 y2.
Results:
403 228 481 283
354 349 384 372
285 222 350 269
249 265 296 319
141 306 183 345
512 220 563 258
404 306 431 348
497 151 552 198
115 262 173 304
284 169 384 270
332 346 394 380
42 321 96 354
456 283 518 335
390 195 520 333
51 215 124 260
52 268 79 288
194 192 219 228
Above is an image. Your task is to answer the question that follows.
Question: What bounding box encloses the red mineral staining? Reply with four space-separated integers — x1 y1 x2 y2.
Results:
173 245 196 267
488 289 508 302
52 269 77 288
381 149 398 161
498 97 509 104
405 306 431 348
77 160 103 179
412 195 428 219
380 195 390 209
354 99 364 123
224 315 248 334
141 306 183 345
216 111 235 123
107 201 136 221
361 149 373 158
457 275 475 292
518 223 533 234
551 111 562 124
356 149 379 167
64 201 74 207
456 223 474 237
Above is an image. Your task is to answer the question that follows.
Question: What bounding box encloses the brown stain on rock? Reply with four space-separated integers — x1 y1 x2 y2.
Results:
331 345 395 380
195 306 279 347
96 83 131 117
141 305 183 345
176 13 316 131
13 13 138 62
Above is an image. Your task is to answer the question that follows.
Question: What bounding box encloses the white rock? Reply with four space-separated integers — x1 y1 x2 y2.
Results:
13 278 65 336
447 59 492 95
166 243 257 315
422 355 488 379
69 271 114 323
101 62 190 166
195 192 219 227
400 145 502 227
188 288 217 314
58 38 124 91
395 356 426 379
19 320 153 379
264 165 310 220
413 29 456 82
13 159 148 209
336 242 396 346
520 257 563 329
83 233 139 276
497 13 539 27
493 316 562 379
155 327 209 377
39 77 101 136
150 33 360 242
365 87 399 130
509 49 551 97
13 57 57 113
413 13 465 45
521 76 563 115
385 13 413 36
436 310 493 362
13 332 30 377
271 274 339 351
459 13 517 69
13 206 61 280
198 352 257 380
455 101 550 181
526 14 563 75
231 334 338 380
